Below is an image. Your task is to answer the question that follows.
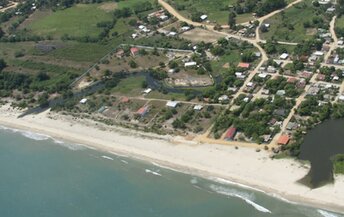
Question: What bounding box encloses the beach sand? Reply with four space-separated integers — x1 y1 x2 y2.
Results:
0 104 343 213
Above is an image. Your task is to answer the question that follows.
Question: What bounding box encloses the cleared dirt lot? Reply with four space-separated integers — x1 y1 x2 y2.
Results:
180 28 224 43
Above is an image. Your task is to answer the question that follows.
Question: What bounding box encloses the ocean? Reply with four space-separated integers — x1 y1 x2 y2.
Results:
0 126 342 217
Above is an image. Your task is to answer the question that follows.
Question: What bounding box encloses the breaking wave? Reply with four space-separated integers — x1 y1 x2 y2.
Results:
145 169 162 176
101 155 114 161
318 210 341 217
209 184 271 213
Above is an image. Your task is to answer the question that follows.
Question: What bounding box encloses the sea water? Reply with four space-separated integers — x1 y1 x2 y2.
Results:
0 126 343 217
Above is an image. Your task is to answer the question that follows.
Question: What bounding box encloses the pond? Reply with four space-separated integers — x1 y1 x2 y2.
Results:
299 119 344 188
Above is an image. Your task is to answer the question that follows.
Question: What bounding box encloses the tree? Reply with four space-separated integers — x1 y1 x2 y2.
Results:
228 12 236 29
0 59 6 71
0 27 4 39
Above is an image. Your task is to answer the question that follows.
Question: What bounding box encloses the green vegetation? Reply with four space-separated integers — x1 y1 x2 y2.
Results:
170 0 289 24
261 0 331 42
332 154 344 174
28 4 114 38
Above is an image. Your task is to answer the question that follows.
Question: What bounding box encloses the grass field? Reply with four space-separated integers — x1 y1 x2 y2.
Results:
170 0 298 25
27 4 114 38
260 0 330 42
335 16 344 37
112 76 145 96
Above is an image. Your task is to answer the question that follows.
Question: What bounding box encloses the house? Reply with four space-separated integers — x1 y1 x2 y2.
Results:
194 105 204 111
317 74 326 81
276 90 286 96
132 33 138 39
274 108 286 117
263 135 272 143
224 127 237 141
136 106 149 117
80 98 87 104
314 51 324 56
98 106 107 113
166 101 180 108
287 77 297 83
143 88 152 94
184 61 197 67
218 95 229 102
278 135 290 145
299 71 313 79
181 26 191 31
200 14 208 21
267 66 277 73
237 62 250 69
286 122 298 130
121 97 130 103
168 31 177 37
338 95 344 101
307 87 320 96
280 53 289 60
258 73 268 79
115 49 125 58
130 47 140 56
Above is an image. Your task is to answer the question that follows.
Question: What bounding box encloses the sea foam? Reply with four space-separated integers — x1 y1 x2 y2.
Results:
145 169 162 176
209 184 272 213
101 155 114 161
318 210 341 217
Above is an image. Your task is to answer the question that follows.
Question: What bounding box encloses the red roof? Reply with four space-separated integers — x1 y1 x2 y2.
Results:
121 97 130 103
136 106 148 116
237 62 250 68
224 127 237 140
287 77 297 83
278 135 290 145
130 47 139 55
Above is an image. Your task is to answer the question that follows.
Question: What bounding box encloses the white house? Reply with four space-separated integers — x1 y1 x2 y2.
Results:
80 98 88 104
200 15 208 21
143 88 152 94
166 101 180 108
280 53 289 60
193 105 204 111
184 61 197 67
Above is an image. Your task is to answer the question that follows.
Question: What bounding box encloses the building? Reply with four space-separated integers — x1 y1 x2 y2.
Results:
121 97 130 103
115 49 125 58
278 135 290 145
166 101 180 108
184 61 197 67
193 105 203 111
143 88 152 95
224 127 237 141
80 98 87 104
200 15 208 21
130 47 140 56
218 95 229 103
280 53 289 60
237 62 250 69
136 106 149 117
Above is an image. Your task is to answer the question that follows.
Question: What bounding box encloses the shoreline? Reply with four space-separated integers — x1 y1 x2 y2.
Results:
0 105 343 214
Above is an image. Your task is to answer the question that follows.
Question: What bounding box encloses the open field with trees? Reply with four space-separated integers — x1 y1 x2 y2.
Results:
168 0 295 24
260 0 332 42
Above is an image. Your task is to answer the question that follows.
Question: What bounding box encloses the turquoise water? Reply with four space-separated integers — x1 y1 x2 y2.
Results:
0 126 343 217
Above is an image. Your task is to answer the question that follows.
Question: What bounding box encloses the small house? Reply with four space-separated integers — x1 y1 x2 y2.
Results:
166 101 180 108
278 135 290 145
80 98 87 104
184 61 197 67
279 53 289 60
143 88 152 95
193 105 204 111
130 47 140 56
136 106 149 117
200 15 208 21
224 127 237 141
237 62 250 69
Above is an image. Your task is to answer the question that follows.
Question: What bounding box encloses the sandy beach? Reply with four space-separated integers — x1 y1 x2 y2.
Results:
0 104 343 214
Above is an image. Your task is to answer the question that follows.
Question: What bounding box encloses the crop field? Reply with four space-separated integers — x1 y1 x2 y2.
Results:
260 0 330 42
